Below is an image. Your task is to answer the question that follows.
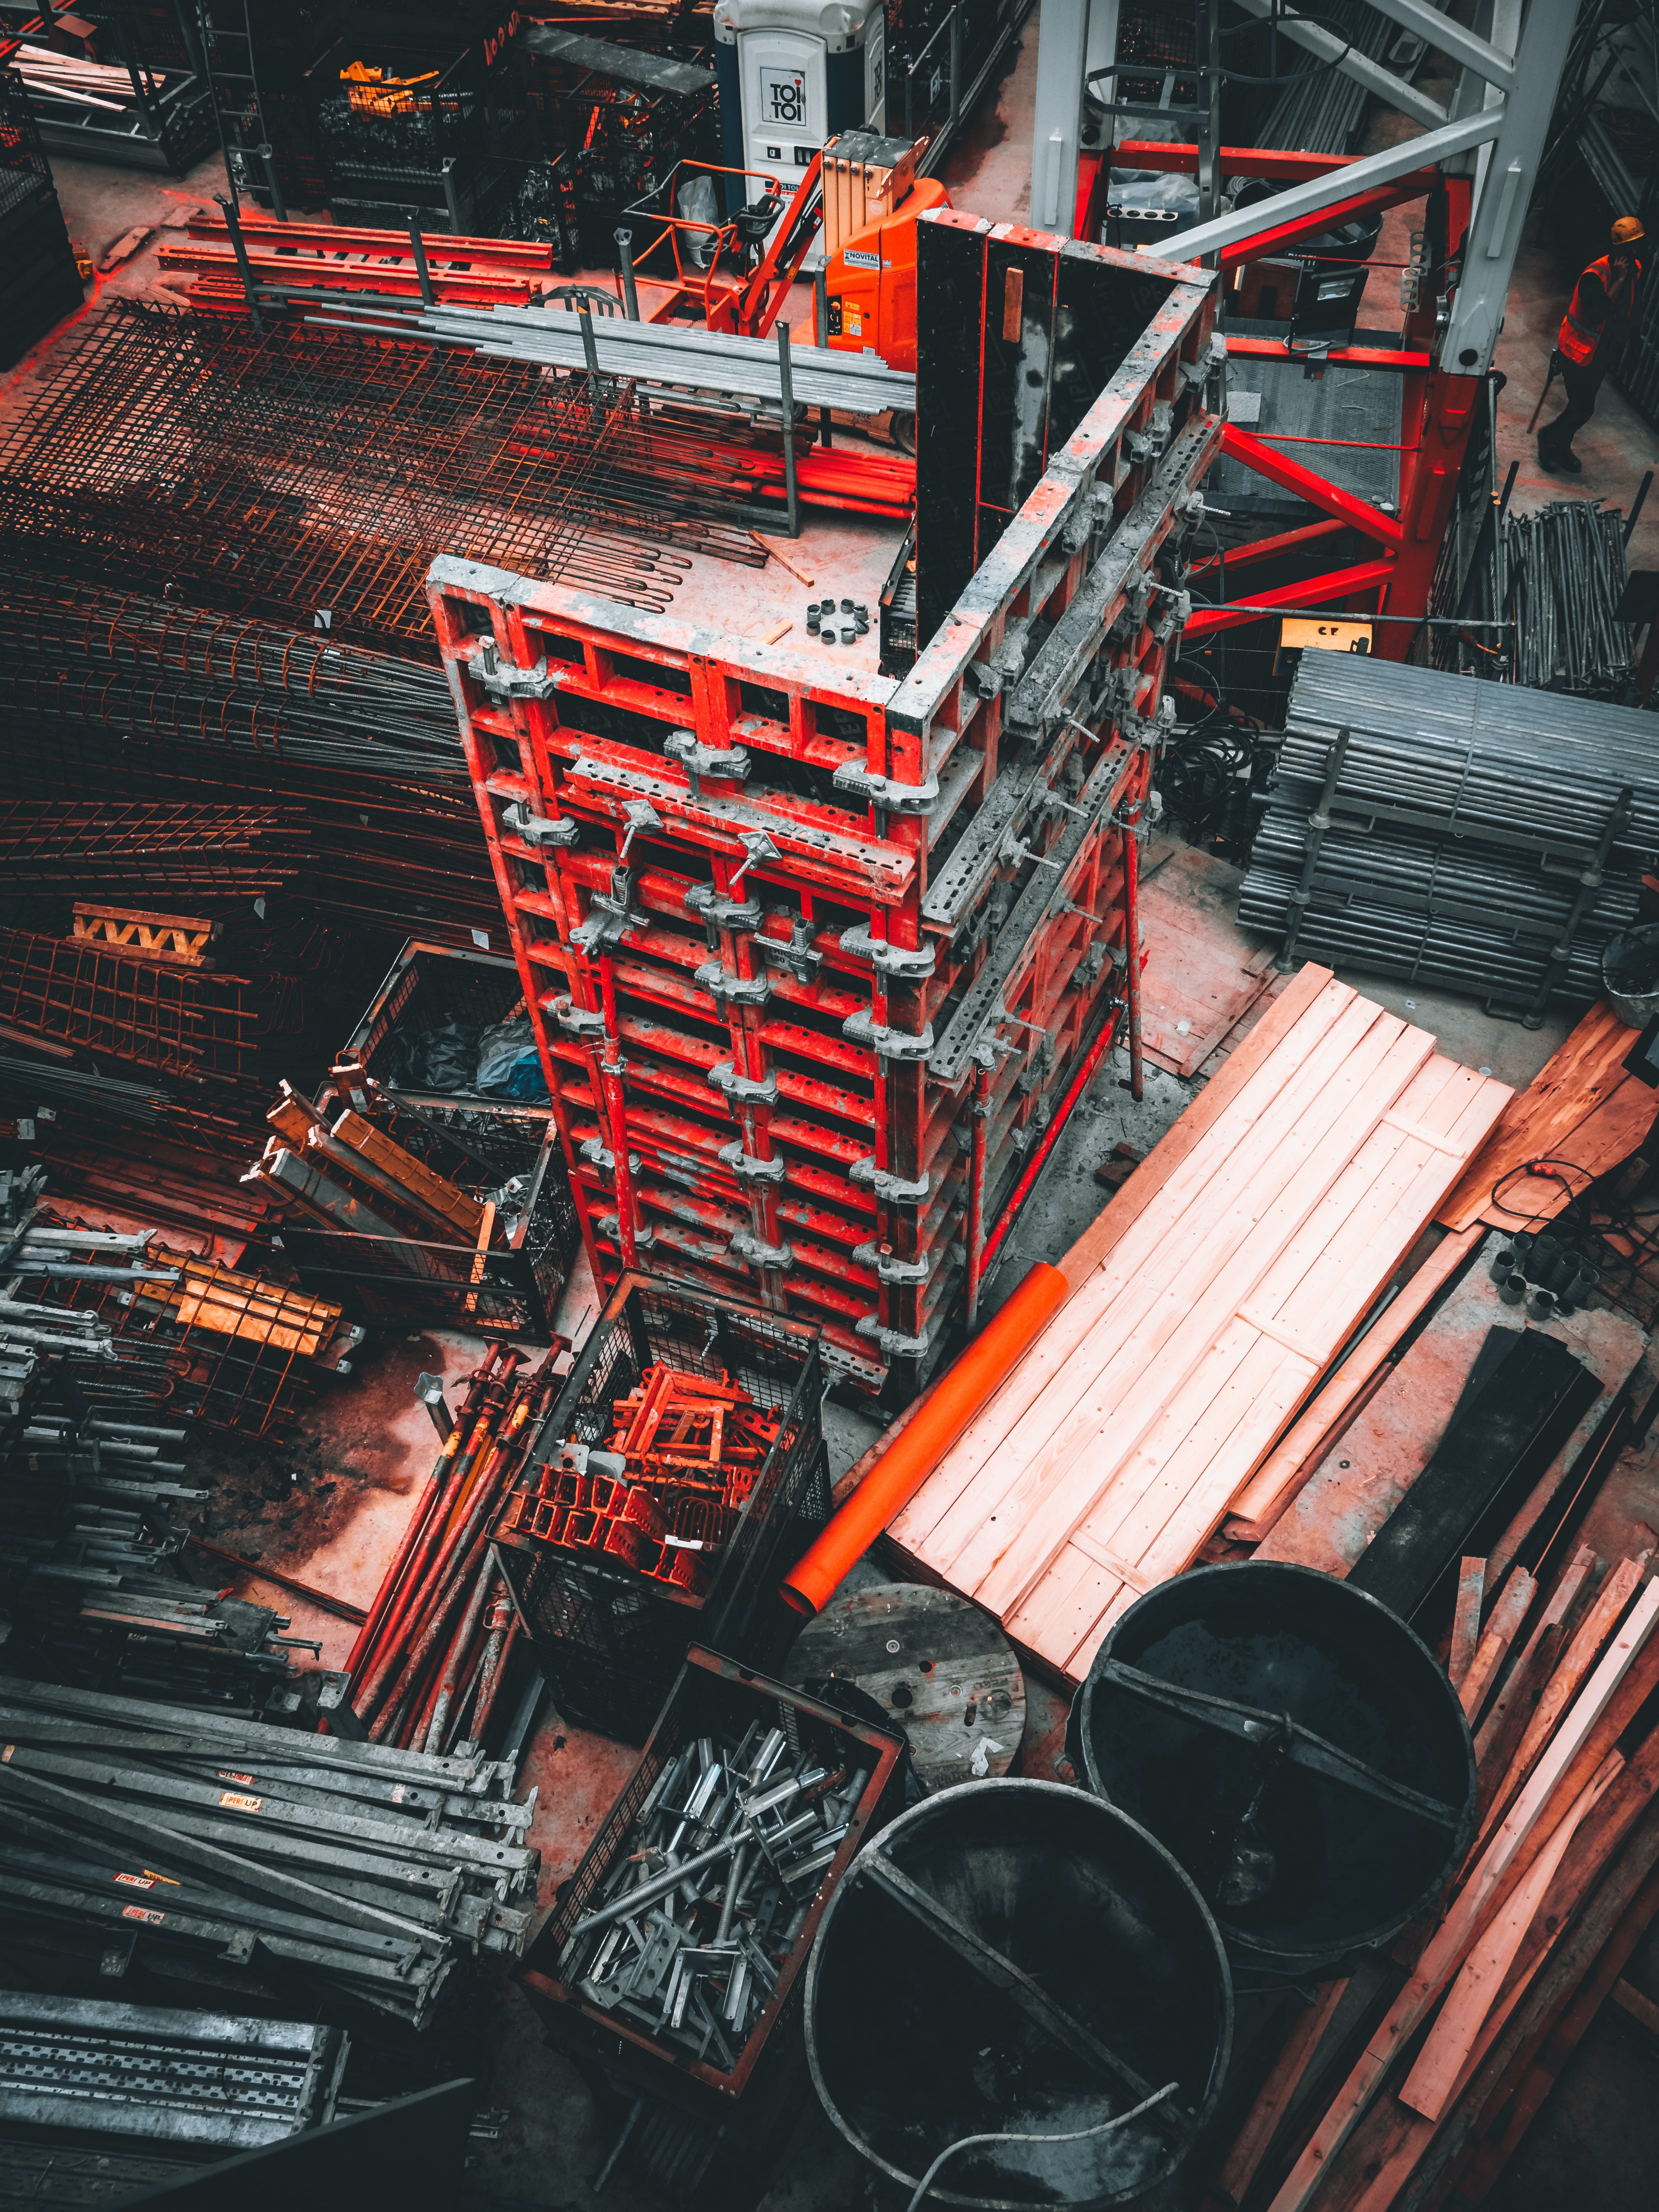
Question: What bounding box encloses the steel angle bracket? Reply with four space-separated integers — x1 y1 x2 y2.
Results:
1005 417 1219 736
568 755 914 900
928 749 1131 1085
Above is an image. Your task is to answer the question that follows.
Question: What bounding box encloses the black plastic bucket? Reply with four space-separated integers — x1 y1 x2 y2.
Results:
1074 1564 1476 1978
804 1780 1232 2209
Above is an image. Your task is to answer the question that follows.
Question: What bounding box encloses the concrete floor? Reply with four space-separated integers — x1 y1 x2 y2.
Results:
11 12 1659 2203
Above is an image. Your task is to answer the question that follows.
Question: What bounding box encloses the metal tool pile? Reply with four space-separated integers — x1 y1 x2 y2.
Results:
1240 653 1658 1010
558 1722 862 2066
347 1350 560 1750
0 1676 541 2027
501 1361 781 1600
1505 499 1636 696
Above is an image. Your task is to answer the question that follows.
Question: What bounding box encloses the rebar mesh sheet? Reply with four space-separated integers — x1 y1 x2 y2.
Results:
0 926 300 1083
0 573 466 783
0 798 301 896
0 301 721 646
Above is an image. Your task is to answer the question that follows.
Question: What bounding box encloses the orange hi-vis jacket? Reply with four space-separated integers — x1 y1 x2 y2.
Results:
1557 253 1642 365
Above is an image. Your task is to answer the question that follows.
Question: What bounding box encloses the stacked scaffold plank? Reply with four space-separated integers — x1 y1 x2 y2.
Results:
1213 1547 1659 2211
884 966 1513 1681
428 210 1224 1396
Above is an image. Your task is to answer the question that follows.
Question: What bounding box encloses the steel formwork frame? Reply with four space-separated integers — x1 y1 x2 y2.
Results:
429 214 1220 1401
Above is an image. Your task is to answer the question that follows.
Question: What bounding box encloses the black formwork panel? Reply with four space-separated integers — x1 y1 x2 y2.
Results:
519 1647 905 2137
282 1128 570 1339
914 216 1180 641
494 1274 828 1743
338 937 551 1183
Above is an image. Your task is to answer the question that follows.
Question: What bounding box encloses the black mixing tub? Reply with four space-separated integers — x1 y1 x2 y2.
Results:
1074 1563 1476 1980
804 1781 1231 2209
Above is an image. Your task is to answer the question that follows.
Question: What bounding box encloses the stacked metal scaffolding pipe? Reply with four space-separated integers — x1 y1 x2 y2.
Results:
1505 500 1636 696
0 1678 540 2026
1241 654 1659 1010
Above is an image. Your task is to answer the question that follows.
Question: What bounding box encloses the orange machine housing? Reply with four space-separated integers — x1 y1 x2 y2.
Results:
822 176 950 374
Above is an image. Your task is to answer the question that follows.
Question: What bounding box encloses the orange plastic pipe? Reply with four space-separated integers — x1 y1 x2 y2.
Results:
780 1261 1070 1616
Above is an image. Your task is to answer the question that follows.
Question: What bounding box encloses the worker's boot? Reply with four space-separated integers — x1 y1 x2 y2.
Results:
1538 439 1582 474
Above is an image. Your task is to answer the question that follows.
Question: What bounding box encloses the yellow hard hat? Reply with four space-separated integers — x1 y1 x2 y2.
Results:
1613 215 1646 244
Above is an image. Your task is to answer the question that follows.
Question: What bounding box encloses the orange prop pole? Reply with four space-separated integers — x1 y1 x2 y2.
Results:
780 1260 1070 1616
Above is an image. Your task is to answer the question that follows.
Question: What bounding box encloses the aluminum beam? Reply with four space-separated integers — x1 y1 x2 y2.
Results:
1356 0 1516 90
1030 0 1090 234
1441 0 1573 372
1158 107 1498 266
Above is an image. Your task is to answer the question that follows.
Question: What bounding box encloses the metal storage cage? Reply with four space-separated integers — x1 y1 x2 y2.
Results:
519 1647 905 2101
0 65 83 369
6 2 217 173
336 937 556 1182
493 1272 829 1742
281 1126 574 1341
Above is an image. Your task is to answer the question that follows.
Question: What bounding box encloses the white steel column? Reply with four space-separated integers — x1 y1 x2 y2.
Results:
1030 0 1090 234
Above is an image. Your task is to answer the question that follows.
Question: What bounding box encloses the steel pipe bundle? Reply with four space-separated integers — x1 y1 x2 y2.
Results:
0 1677 540 2026
346 1349 559 1750
1243 795 1641 1004
1276 652 1659 865
1243 652 1659 1009
1505 499 1636 696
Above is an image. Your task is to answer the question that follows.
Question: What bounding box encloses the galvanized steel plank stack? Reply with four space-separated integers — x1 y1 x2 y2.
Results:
1240 654 1659 1010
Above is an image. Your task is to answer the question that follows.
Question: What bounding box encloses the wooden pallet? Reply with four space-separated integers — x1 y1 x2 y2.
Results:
885 964 1512 1684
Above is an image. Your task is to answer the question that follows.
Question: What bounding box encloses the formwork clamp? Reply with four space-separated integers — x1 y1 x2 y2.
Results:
831 761 939 814
841 1010 934 1060
839 926 936 981
502 800 579 848
571 894 644 955
696 959 771 1006
468 643 561 700
708 1061 778 1105
849 1157 930 1204
548 995 608 1041
579 1137 641 1175
730 1230 794 1271
664 731 754 797
685 884 763 939
855 1315 929 1358
759 916 823 982
852 1242 930 1284
597 1211 655 1250
717 1140 787 1183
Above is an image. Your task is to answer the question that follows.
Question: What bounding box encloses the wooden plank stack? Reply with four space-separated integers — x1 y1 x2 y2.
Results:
885 966 1512 1683
1211 1545 1659 2211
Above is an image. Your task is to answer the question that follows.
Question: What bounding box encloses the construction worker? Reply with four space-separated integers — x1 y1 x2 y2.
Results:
1538 215 1646 474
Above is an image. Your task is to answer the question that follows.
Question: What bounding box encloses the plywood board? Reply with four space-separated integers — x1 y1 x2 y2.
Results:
1137 841 1279 1078
886 969 1511 1683
1438 1001 1653 1234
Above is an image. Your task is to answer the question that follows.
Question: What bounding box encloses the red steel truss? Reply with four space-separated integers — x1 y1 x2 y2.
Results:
430 217 1221 1400
1082 143 1479 659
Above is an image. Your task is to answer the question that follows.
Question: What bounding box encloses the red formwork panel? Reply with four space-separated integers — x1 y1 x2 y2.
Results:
428 214 1221 1403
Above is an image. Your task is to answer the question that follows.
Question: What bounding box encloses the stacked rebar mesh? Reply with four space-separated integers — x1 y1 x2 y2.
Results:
0 1676 539 2027
1505 500 1636 696
1239 653 1659 1008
